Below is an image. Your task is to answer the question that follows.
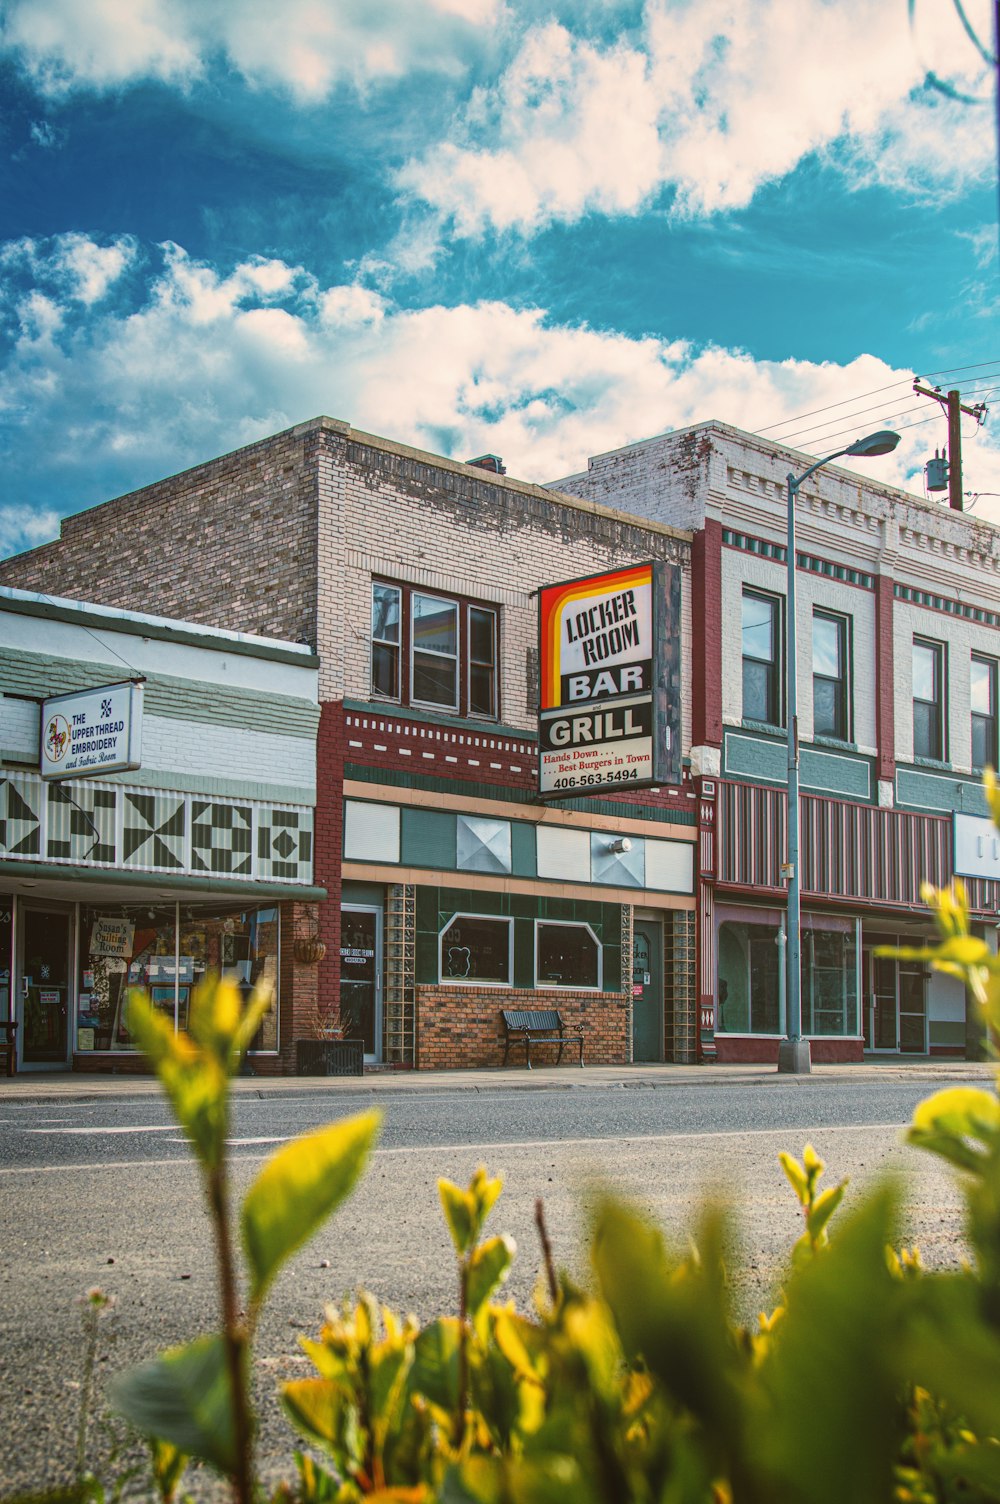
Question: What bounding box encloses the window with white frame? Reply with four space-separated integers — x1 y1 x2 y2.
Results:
912 638 946 761
812 610 851 741
371 582 498 718
972 655 998 771
535 921 601 989
742 589 782 726
439 914 512 985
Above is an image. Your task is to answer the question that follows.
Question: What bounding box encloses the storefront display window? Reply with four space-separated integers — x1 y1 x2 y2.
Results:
76 903 280 1053
718 914 858 1036
439 915 512 985
535 922 601 989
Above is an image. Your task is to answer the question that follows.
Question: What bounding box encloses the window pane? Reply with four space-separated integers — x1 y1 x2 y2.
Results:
813 616 842 678
803 928 857 1036
469 661 495 717
742 594 775 662
742 658 775 724
372 583 400 644
413 651 457 706
972 657 995 715
814 678 840 738
372 642 399 699
537 923 599 988
913 700 938 760
441 916 510 984
412 595 457 657
912 641 937 701
469 607 496 665
973 714 994 770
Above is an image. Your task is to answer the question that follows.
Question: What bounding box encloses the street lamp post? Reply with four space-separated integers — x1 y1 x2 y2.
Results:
777 430 901 1076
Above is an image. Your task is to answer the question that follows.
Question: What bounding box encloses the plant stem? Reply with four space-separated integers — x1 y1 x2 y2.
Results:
207 1166 254 1504
75 1302 99 1482
535 1197 558 1307
454 1259 469 1451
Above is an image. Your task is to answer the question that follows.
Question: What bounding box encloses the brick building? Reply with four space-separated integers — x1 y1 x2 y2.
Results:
553 421 1000 1060
0 586 322 1073
0 420 699 1070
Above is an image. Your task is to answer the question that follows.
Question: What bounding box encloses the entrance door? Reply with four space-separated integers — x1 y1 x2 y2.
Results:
632 920 663 1062
340 905 382 1063
863 947 927 1054
19 908 72 1068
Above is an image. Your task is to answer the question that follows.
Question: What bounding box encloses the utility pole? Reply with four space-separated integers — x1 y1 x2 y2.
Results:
912 382 987 511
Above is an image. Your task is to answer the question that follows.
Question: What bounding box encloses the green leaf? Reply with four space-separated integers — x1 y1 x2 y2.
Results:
467 1235 515 1325
806 1182 848 1242
109 1335 237 1475
778 1152 809 1205
439 1178 475 1256
412 1317 461 1411
126 991 229 1172
912 1086 1000 1139
242 1110 380 1302
280 1377 345 1449
148 1436 188 1501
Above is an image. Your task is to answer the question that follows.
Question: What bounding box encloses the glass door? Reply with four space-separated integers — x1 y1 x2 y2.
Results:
19 907 72 1067
632 921 663 1062
340 905 382 1063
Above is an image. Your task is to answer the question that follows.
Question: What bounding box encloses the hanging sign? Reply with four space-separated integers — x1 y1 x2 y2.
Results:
537 561 681 797
40 680 143 780
90 917 135 959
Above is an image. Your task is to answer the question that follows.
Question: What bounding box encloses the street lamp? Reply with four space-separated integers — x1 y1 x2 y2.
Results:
777 429 900 1075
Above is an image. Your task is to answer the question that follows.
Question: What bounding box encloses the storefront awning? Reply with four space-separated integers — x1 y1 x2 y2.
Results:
0 860 326 905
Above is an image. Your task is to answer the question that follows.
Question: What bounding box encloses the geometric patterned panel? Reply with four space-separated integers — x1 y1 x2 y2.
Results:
122 791 187 870
191 800 252 876
457 814 511 874
0 775 42 857
47 783 116 863
1 771 313 885
257 805 314 882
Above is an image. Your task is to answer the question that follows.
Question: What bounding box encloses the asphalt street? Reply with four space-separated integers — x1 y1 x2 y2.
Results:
0 1070 978 1498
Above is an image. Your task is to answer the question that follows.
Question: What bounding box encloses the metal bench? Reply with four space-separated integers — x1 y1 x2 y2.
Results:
500 1008 584 1069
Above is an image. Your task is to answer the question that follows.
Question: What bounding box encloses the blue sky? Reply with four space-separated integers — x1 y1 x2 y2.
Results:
0 0 997 555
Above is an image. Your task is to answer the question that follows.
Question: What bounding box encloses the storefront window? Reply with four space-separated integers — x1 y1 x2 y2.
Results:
718 916 858 1036
76 904 279 1052
439 915 512 985
535 922 601 989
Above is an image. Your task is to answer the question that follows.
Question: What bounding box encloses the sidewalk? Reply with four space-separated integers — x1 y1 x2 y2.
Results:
0 1057 994 1103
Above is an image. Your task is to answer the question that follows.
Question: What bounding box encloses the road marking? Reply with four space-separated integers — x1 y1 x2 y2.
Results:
25 1124 178 1136
0 1120 914 1175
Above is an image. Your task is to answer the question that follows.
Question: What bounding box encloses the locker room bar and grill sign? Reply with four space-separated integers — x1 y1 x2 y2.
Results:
538 561 681 797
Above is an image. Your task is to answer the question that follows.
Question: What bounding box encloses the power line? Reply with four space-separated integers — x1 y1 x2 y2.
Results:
759 361 1000 436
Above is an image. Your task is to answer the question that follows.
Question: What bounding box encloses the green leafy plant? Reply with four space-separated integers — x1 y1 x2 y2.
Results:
109 976 380 1504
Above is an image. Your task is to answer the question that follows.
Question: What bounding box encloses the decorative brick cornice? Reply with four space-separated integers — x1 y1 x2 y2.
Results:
722 529 874 589
893 581 1000 628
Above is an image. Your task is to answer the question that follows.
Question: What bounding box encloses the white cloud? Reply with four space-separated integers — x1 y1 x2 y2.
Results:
398 0 995 235
2 242 999 531
0 504 61 555
0 233 135 306
2 0 500 98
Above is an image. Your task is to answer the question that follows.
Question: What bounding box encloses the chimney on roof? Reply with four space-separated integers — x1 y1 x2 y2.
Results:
466 453 506 475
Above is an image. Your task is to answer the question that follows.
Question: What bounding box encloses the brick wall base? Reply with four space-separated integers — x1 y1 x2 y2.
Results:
416 985 629 1069
714 1035 865 1064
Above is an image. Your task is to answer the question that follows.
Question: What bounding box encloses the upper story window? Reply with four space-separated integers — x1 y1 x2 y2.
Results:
912 638 946 761
971 654 998 771
813 611 850 741
371 582 498 719
742 589 782 726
